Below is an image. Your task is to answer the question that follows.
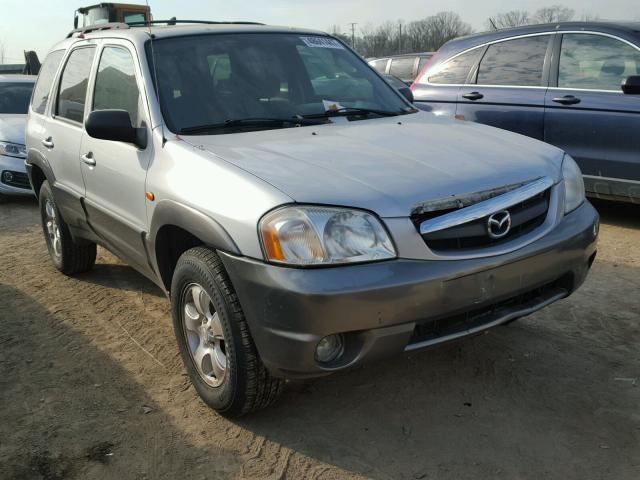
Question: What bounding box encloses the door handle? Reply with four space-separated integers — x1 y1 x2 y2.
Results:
42 137 54 149
462 92 484 101
552 95 581 105
81 152 96 166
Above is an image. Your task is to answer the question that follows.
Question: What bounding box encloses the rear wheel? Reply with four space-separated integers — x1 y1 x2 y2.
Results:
171 247 283 417
39 181 96 275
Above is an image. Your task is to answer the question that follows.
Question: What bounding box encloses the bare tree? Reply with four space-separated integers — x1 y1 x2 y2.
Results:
533 5 575 23
486 10 531 30
0 40 6 64
349 12 473 58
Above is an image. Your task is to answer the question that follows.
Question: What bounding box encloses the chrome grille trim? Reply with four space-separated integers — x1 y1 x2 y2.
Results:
419 176 555 236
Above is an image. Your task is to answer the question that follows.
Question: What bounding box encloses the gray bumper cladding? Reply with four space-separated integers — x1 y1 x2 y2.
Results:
220 201 599 379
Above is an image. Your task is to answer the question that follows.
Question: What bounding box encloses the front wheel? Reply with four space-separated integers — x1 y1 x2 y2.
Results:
171 247 283 417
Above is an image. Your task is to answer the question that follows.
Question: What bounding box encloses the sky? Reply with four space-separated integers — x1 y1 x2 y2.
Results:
1 0 638 63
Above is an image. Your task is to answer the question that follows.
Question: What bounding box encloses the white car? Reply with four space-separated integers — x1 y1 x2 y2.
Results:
0 75 36 201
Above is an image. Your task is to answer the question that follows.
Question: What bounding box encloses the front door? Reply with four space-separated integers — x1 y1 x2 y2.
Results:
80 42 153 273
544 32 640 200
456 34 553 140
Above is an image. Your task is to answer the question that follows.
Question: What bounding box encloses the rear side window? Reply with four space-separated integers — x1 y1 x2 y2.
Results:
477 36 549 87
93 46 142 127
417 56 432 73
389 57 415 81
427 48 482 85
558 34 640 91
369 59 388 74
31 50 64 115
56 47 96 123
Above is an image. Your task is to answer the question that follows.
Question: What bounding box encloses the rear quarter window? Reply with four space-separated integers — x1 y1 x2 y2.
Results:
31 50 65 115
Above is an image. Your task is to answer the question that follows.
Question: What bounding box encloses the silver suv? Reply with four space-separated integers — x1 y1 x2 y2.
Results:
26 21 598 416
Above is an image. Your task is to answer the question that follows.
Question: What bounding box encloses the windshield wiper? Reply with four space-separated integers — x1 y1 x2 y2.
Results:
300 107 406 119
178 117 324 135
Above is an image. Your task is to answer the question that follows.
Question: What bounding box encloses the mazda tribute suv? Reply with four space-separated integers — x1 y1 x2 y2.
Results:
26 21 598 416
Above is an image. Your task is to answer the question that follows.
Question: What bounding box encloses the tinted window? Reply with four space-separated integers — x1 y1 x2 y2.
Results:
477 36 549 86
369 59 388 73
389 57 415 81
123 12 145 24
0 83 35 114
150 34 409 134
93 46 142 127
559 34 640 91
56 47 96 123
31 50 64 114
417 55 432 73
427 48 482 85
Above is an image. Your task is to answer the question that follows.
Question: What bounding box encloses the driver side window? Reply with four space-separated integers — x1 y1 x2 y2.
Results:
93 46 143 127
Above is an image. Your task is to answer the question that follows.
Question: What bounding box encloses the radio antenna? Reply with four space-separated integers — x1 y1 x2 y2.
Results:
144 0 166 146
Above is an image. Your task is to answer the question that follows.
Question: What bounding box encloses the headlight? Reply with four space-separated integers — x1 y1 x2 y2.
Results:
0 141 27 159
562 154 585 214
260 206 396 266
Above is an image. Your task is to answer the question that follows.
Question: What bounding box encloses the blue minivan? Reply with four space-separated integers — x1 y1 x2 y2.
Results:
412 22 640 204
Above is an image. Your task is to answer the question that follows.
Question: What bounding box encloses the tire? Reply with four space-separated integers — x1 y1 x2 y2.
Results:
0 192 7 204
171 247 283 417
39 180 96 275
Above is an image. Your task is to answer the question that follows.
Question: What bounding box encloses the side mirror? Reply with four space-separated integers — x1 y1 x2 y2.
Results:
86 110 147 148
621 75 640 95
383 74 414 103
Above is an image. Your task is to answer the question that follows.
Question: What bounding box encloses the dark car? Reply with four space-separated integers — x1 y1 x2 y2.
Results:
412 22 640 203
369 53 434 84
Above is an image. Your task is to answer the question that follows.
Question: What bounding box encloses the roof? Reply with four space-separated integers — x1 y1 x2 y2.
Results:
442 21 640 54
0 74 37 83
51 21 331 54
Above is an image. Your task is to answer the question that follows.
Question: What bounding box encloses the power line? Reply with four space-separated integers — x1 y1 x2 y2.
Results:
348 22 357 48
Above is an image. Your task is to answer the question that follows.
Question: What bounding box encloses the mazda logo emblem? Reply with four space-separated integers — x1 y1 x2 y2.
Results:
487 210 511 239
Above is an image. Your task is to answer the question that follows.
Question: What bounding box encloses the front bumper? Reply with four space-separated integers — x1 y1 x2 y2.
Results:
0 154 33 196
220 201 599 379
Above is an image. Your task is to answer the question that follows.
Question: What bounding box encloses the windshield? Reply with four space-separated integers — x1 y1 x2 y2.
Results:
0 82 35 114
148 33 412 134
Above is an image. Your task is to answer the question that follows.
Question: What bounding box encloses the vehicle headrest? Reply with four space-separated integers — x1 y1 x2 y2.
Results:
601 61 625 77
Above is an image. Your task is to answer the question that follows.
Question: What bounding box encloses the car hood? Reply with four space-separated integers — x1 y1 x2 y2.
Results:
183 112 564 217
0 114 27 145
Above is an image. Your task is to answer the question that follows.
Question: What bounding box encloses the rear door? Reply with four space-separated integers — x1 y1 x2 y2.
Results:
43 45 97 226
412 48 483 117
456 34 553 140
544 32 640 199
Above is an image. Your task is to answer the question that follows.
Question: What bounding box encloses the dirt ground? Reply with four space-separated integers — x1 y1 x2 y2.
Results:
0 197 638 480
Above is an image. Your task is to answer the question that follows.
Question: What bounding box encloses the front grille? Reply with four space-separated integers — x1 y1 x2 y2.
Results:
1 170 31 190
417 188 551 252
407 277 569 348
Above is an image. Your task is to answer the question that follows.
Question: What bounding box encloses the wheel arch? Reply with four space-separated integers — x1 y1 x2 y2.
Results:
26 150 55 199
149 200 240 292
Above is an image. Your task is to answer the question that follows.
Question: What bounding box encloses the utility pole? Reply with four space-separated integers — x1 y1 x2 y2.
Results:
398 22 403 54
348 22 357 48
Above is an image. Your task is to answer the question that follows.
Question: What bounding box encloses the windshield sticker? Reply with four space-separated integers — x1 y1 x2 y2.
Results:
300 36 345 50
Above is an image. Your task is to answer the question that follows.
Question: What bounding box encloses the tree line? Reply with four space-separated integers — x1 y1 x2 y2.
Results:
331 5 592 58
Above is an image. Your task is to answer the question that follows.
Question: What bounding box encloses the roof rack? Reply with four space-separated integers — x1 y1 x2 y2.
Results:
66 22 129 38
127 18 265 27
66 19 265 38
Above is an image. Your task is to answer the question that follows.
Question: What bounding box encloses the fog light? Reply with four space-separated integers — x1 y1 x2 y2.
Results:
2 171 13 183
315 334 344 364
593 219 599 238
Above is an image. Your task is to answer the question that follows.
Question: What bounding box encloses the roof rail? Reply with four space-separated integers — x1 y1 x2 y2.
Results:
127 18 265 27
66 22 130 38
